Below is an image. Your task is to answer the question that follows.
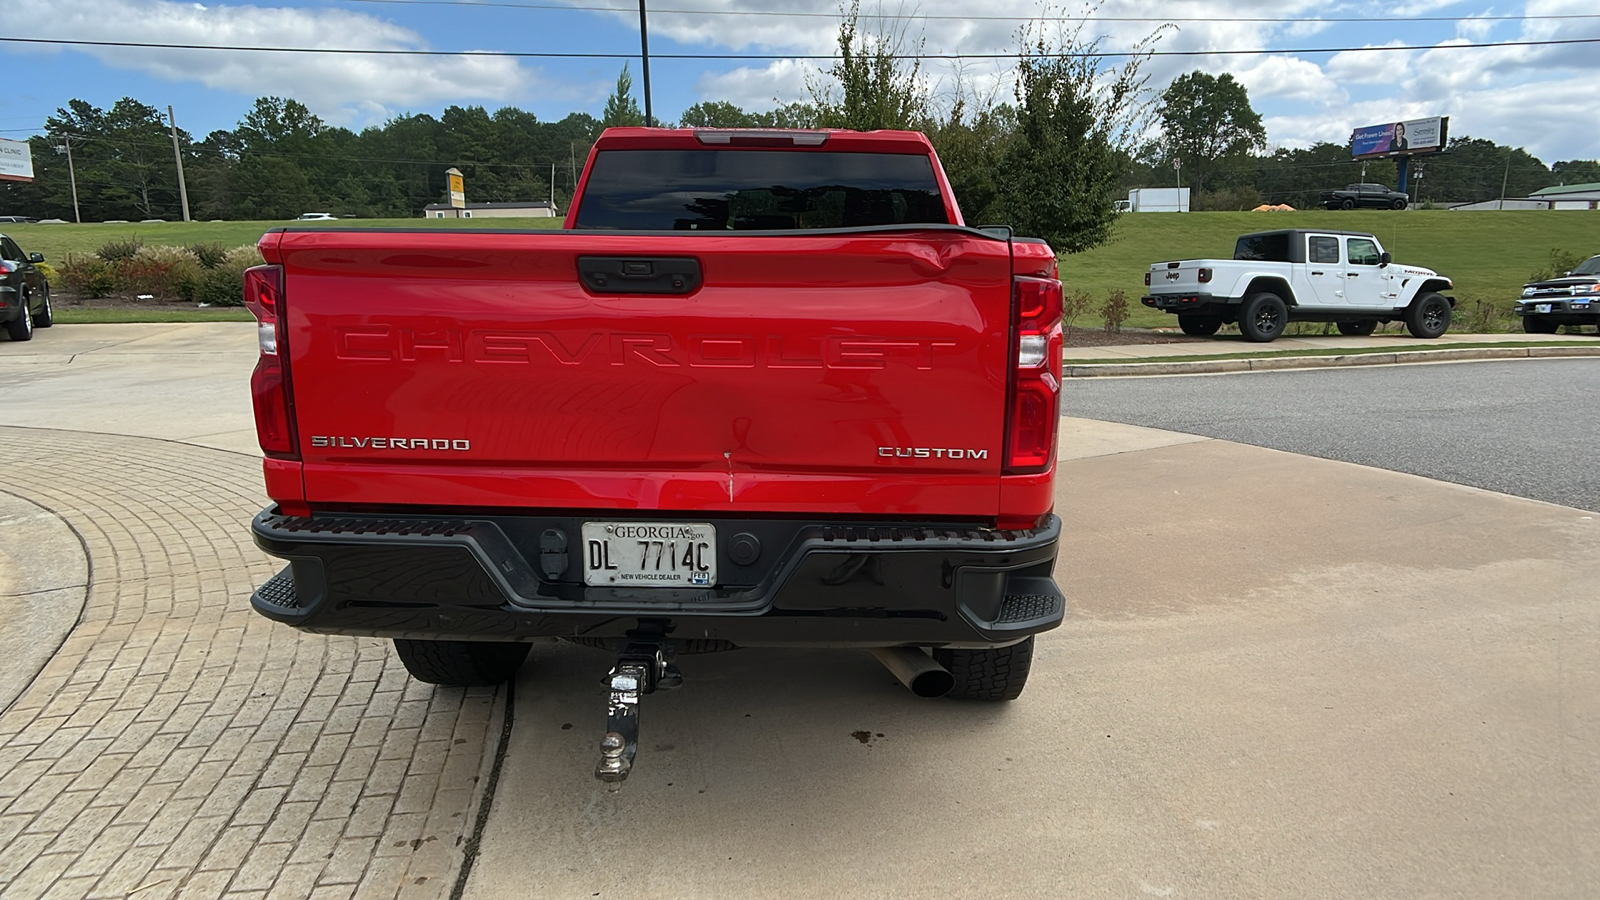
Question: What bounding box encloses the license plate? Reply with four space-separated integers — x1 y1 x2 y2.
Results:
581 522 716 587
1535 304 1552 313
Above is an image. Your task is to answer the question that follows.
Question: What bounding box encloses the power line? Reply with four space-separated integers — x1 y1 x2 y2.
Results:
330 0 1600 26
4 34 1599 59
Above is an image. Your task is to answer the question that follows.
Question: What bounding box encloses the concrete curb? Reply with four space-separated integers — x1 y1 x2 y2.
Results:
0 490 90 713
1064 344 1600 377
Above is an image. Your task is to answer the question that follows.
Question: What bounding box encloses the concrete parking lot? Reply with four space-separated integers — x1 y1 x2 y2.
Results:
1 324 1596 899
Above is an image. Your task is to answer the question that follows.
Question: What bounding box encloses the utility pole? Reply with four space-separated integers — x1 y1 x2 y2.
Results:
550 162 555 213
167 105 192 222
638 0 654 126
1498 148 1512 210
55 135 81 224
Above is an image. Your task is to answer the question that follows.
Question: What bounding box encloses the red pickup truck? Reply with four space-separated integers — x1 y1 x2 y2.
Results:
246 128 1065 782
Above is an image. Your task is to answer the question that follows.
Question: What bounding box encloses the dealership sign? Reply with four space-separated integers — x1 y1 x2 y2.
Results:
1351 116 1448 159
0 138 33 182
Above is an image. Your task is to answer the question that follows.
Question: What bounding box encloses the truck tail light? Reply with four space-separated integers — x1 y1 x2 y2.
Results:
1198 267 1213 283
1004 275 1064 474
1144 271 1151 286
244 265 299 459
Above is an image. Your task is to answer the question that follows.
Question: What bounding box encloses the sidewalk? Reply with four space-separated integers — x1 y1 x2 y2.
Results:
1064 330 1600 376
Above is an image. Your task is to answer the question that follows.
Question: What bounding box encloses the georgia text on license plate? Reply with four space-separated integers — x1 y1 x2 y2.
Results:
581 522 717 587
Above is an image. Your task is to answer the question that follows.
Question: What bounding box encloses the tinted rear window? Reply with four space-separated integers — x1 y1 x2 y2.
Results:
572 149 949 231
1234 233 1290 262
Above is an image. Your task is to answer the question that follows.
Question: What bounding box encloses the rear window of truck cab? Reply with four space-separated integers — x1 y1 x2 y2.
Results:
572 149 950 231
1234 232 1290 262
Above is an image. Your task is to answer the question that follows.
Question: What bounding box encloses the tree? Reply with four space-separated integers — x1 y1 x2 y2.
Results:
929 96 1016 224
1157 71 1266 194
810 1 929 131
679 101 760 128
992 17 1160 253
1551 159 1600 185
602 65 645 128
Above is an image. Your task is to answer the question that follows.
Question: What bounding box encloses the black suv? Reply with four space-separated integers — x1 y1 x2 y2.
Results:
0 233 53 341
1515 254 1600 334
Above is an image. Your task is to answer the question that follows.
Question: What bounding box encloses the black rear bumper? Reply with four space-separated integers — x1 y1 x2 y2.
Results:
249 508 1065 648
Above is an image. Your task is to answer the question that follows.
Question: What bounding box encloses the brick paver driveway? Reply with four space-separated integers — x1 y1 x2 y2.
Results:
0 426 500 899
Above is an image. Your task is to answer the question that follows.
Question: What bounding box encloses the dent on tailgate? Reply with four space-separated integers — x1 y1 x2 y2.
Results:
276 227 1015 517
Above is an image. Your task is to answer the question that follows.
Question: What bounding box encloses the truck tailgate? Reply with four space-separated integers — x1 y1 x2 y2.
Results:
1147 260 1220 293
268 228 1015 516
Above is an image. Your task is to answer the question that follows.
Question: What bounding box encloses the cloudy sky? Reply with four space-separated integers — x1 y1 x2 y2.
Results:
1 0 1597 164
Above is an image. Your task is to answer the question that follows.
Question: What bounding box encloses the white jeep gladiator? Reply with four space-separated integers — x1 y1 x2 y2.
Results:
1140 229 1455 342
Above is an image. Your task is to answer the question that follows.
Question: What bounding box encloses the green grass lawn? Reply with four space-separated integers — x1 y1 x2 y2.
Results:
53 308 255 324
1060 209 1600 329
2 216 565 262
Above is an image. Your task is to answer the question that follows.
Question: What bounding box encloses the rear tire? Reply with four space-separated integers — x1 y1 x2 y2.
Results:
1405 292 1451 338
394 639 530 686
1177 313 1222 336
934 636 1035 702
1238 293 1288 342
5 297 33 342
1337 319 1378 337
1521 315 1558 334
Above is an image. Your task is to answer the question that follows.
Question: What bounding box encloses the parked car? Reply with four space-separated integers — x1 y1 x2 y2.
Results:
1320 183 1409 210
244 127 1067 784
1140 229 1455 342
294 212 337 220
0 215 37 224
1514 254 1600 334
0 232 54 341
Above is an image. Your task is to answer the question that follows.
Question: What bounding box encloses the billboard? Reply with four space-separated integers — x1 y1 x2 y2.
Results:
446 168 466 209
0 138 34 182
1352 116 1448 159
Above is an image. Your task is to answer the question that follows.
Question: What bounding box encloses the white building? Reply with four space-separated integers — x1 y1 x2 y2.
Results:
423 201 561 219
1451 182 1600 211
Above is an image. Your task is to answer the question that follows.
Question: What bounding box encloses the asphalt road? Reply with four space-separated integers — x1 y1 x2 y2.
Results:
1061 357 1600 512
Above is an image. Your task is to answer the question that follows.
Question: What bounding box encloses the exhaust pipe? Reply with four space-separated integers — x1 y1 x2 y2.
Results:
869 647 954 698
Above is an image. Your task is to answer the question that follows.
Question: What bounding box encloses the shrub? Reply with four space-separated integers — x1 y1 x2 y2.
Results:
188 242 229 269
58 253 117 298
117 245 204 301
1529 249 1584 282
1061 288 1092 341
193 245 265 307
95 237 145 263
1459 297 1512 334
1100 289 1129 334
35 261 58 286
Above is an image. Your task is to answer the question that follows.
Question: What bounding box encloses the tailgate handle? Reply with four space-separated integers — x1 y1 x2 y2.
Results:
578 256 702 295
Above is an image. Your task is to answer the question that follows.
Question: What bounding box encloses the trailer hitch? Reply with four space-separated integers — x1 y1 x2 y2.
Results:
594 631 681 786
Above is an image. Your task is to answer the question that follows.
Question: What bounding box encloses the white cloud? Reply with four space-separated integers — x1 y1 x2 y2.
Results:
694 60 816 111
17 0 532 127
1325 42 1417 85
1233 55 1345 105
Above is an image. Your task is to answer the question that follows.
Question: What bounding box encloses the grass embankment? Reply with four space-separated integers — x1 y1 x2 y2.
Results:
8 212 1600 329
6 217 565 323
1059 209 1600 330
4 216 566 262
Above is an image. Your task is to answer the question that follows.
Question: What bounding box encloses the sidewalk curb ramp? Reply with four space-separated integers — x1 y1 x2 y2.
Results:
1065 344 1600 377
